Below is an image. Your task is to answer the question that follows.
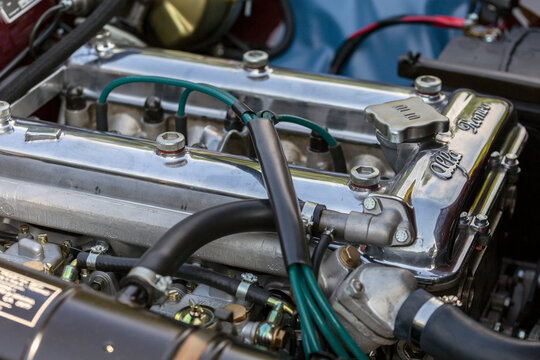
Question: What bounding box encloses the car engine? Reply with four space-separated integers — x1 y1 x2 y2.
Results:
0 1 539 359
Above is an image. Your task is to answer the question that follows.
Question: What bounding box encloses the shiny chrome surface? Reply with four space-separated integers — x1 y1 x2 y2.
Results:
64 45 415 144
0 118 362 275
363 91 526 286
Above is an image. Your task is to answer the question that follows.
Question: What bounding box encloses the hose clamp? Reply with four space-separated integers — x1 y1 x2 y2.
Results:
236 281 251 301
86 253 98 270
128 266 172 301
410 297 444 346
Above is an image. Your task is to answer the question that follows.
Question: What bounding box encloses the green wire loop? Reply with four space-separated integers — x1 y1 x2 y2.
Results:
98 76 237 111
100 76 334 145
277 114 337 147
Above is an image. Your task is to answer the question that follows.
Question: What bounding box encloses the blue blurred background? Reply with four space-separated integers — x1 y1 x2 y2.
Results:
271 0 470 85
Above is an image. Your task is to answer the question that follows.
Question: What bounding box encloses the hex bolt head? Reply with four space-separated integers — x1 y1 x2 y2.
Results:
394 229 409 243
363 197 377 211
350 165 380 188
37 234 48 245
489 151 501 165
243 50 269 68
0 101 13 133
168 289 181 303
0 101 11 122
415 75 442 95
156 132 186 153
459 211 470 225
473 214 489 228
502 153 518 168
347 279 364 298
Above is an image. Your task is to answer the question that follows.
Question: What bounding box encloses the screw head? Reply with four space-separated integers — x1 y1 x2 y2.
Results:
350 165 380 188
489 151 501 164
414 75 442 94
241 272 258 284
168 289 181 303
363 197 377 211
394 229 409 243
156 132 186 153
459 211 470 225
37 234 48 245
473 214 489 228
347 279 364 298
20 224 29 234
502 153 518 168
243 50 269 68
90 241 108 254
0 101 11 122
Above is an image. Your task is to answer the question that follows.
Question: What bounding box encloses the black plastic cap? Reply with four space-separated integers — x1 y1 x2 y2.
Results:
66 85 86 111
309 130 329 153
143 96 164 124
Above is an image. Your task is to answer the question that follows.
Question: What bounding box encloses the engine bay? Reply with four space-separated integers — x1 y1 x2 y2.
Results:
0 1 539 359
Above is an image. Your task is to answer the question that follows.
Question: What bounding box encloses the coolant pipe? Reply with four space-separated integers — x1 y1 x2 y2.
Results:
395 289 540 360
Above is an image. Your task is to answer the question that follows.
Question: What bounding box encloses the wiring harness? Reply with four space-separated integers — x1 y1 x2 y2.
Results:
329 14 465 75
103 75 365 359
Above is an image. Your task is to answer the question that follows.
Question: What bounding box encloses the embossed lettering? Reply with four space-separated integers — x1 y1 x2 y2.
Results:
393 104 421 121
430 150 464 179
457 103 491 134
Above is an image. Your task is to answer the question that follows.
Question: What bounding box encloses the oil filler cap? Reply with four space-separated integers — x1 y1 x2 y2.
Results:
365 97 449 143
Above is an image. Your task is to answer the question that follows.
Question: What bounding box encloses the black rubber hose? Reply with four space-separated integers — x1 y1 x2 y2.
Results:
268 0 295 58
76 253 271 306
0 231 18 241
311 233 333 278
329 144 347 173
28 3 67 58
395 289 540 360
329 15 415 75
219 0 294 60
247 117 309 267
0 0 126 103
131 199 276 277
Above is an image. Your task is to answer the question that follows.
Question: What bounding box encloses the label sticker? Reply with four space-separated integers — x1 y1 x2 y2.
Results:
0 0 42 24
0 266 61 327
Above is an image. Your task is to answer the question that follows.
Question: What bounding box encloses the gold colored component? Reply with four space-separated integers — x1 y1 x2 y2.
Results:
272 329 289 349
168 289 181 303
61 260 79 282
339 245 361 268
80 268 89 281
37 233 48 245
223 303 247 323
175 299 215 327
61 240 71 258
23 260 45 272
148 0 238 48
44 263 53 274
20 224 29 234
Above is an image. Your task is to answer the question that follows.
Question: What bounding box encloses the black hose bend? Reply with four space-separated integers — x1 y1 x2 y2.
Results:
0 0 126 103
395 289 540 360
131 199 276 277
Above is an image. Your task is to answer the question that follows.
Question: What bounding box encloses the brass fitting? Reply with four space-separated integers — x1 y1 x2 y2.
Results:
37 233 48 245
339 245 361 268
